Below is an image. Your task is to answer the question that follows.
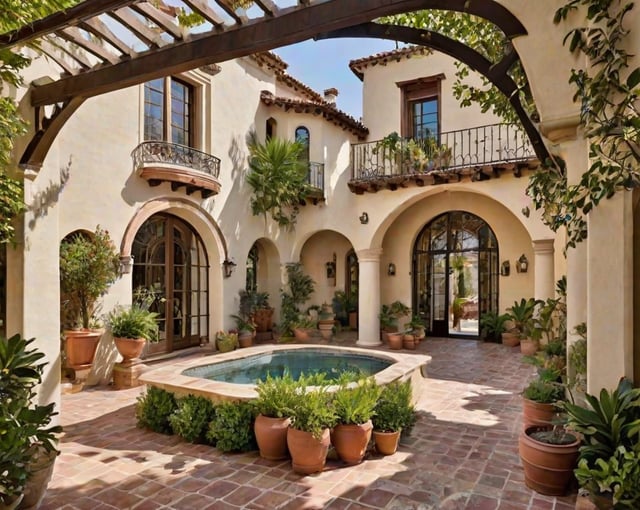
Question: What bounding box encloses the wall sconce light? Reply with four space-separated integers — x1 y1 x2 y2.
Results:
500 260 510 277
516 254 529 273
325 261 336 279
359 212 369 224
222 258 237 278
387 263 396 276
119 255 134 275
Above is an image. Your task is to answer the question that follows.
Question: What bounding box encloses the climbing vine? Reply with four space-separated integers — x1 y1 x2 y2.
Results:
528 0 640 249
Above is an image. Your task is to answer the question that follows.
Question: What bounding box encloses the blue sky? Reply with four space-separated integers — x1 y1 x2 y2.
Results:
274 38 398 120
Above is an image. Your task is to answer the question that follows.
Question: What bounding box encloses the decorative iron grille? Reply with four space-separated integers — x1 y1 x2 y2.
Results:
351 123 535 180
307 161 324 191
131 141 221 178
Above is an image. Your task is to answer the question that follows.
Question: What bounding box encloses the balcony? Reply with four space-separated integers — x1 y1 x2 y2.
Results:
349 124 539 194
302 161 325 205
132 141 222 198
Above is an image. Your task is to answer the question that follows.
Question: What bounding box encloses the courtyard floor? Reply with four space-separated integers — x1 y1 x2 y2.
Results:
41 336 578 510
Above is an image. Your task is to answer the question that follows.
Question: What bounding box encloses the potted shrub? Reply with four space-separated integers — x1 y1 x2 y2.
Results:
379 301 410 346
287 379 337 474
215 330 238 353
105 303 159 363
479 310 509 343
372 380 416 455
230 314 256 348
503 298 540 347
0 334 62 509
405 314 426 341
253 373 297 460
206 401 257 453
290 316 317 342
561 378 640 508
59 226 120 370
521 378 565 429
252 292 274 333
279 263 315 337
518 423 581 496
331 378 381 464
333 289 357 329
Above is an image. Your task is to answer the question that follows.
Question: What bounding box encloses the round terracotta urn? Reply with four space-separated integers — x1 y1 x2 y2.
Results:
254 414 291 460
331 420 373 465
114 337 146 364
287 427 331 474
373 430 401 455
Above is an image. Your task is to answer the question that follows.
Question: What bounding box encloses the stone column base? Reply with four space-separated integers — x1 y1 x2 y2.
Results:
113 361 148 390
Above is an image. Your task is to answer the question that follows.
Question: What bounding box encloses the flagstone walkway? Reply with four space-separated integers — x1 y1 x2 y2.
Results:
41 336 578 510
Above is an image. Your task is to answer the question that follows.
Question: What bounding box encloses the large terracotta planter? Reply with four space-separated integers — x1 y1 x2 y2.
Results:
20 445 57 510
287 427 331 474
522 397 558 429
331 420 373 465
253 308 274 333
519 425 580 496
373 430 401 455
238 331 253 348
113 337 146 364
520 338 539 356
254 414 291 460
292 328 310 342
64 329 103 369
403 334 417 350
317 320 334 340
501 331 520 347
387 332 403 350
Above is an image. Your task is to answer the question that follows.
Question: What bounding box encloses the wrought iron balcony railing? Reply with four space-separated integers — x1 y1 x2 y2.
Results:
307 161 324 192
132 141 221 178
350 123 536 181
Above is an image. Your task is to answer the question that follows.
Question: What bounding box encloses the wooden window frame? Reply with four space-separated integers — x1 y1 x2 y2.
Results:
144 76 196 148
397 74 444 139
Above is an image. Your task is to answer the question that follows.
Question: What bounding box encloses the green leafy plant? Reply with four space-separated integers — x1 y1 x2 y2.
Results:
379 301 410 331
479 310 509 342
522 379 565 405
372 380 416 433
245 133 312 230
528 424 578 446
506 298 541 337
289 378 337 440
59 226 120 329
230 314 256 333
254 372 298 418
0 334 62 505
169 395 216 444
215 331 238 352
279 263 315 335
135 386 177 434
105 304 159 342
206 401 257 452
568 323 587 394
404 314 425 331
333 378 381 425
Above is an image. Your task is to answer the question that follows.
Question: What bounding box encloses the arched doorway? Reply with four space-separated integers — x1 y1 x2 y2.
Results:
132 213 209 354
413 211 498 338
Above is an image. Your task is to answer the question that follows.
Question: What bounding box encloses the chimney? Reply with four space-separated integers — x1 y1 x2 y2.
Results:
323 87 339 105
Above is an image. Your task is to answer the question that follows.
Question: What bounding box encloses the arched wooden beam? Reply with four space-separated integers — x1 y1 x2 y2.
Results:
317 22 549 163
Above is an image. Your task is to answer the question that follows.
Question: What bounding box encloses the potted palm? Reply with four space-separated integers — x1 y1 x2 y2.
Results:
253 373 297 460
331 378 381 464
59 226 120 370
503 298 540 347
287 379 337 474
231 314 256 348
0 335 62 509
372 380 416 455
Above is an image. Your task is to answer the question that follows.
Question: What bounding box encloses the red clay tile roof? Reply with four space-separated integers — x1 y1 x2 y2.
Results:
349 46 433 80
249 52 324 102
259 91 369 140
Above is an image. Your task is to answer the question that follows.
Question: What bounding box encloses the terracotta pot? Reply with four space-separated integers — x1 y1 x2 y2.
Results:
318 320 333 340
373 430 401 455
522 397 558 429
403 334 416 350
287 427 331 474
64 329 103 369
114 337 146 363
501 331 520 347
348 312 358 330
387 332 403 350
413 326 426 341
254 414 291 460
20 445 57 509
331 420 373 465
519 425 580 496
0 494 23 510
253 308 274 333
238 331 253 348
292 328 310 342
520 338 540 356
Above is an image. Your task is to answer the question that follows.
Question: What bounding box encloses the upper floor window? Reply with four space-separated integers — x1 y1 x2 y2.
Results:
398 74 443 141
295 126 310 162
144 77 193 146
266 117 277 140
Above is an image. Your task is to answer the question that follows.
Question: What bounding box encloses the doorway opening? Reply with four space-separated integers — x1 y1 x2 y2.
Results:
413 211 498 338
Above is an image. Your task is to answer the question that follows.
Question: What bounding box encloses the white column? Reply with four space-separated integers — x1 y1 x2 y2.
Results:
587 191 634 392
356 248 382 347
532 239 555 301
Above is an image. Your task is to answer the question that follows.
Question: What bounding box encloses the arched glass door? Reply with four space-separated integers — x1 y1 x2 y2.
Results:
413 211 498 338
132 214 209 354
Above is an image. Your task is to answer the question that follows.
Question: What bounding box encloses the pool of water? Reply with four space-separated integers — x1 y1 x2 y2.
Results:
181 348 393 384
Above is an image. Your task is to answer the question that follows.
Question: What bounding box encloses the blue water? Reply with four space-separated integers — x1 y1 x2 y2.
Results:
182 349 393 384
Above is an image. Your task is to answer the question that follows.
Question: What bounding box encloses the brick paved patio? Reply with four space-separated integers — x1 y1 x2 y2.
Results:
41 337 578 509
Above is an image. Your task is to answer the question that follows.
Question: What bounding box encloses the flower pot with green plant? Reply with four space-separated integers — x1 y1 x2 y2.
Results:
287 378 337 474
503 297 540 347
479 310 510 343
215 330 238 353
331 378 381 464
105 303 159 364
404 314 426 341
290 316 317 341
372 380 416 455
279 263 315 337
561 378 640 508
252 291 274 333
0 334 62 509
59 226 120 370
253 373 297 460
231 313 256 347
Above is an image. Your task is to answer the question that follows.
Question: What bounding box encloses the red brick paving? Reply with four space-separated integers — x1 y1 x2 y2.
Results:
41 337 578 509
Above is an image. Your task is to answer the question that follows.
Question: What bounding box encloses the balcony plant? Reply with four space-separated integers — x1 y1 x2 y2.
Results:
105 303 159 364
372 380 416 455
331 378 381 464
0 334 62 509
287 380 337 474
59 226 120 370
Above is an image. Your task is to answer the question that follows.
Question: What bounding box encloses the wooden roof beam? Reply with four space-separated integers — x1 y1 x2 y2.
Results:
254 0 279 17
56 26 120 64
80 17 137 57
43 35 93 70
181 0 225 28
39 40 81 75
129 2 186 40
214 0 249 25
108 8 168 48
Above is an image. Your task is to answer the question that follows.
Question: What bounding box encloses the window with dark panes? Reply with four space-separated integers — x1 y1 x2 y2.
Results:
144 77 193 146
398 74 443 142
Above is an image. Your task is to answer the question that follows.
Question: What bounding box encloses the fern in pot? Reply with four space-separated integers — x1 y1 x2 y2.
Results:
105 303 159 364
